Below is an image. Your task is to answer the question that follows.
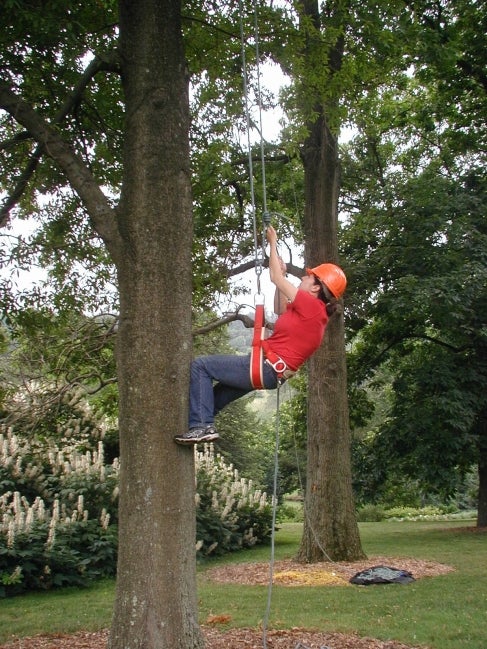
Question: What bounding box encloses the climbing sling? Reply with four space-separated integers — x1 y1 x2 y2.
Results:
250 297 266 389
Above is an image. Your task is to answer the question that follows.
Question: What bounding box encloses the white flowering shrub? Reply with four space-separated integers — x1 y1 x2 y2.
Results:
1 430 273 595
195 445 273 557
0 428 118 596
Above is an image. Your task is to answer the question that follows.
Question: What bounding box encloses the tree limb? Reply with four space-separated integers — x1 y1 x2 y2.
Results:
371 332 470 367
0 79 122 262
227 256 304 280
1 52 121 227
193 308 274 335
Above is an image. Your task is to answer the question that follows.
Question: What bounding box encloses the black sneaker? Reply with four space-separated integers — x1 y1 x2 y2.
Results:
174 426 219 445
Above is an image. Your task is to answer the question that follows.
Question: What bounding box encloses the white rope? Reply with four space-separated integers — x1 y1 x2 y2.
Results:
252 2 268 218
262 381 281 648
238 0 267 295
263 386 333 649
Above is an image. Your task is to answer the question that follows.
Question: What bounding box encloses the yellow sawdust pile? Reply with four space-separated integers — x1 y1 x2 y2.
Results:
273 569 348 586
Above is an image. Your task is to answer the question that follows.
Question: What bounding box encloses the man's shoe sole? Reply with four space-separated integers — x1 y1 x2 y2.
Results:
174 432 220 445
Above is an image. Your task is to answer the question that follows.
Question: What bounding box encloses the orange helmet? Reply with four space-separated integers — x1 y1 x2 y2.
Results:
306 263 347 298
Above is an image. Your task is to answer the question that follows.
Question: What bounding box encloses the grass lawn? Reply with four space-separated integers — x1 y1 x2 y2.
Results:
1 521 485 648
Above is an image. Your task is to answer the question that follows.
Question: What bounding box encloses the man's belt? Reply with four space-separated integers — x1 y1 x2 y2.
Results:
264 349 296 381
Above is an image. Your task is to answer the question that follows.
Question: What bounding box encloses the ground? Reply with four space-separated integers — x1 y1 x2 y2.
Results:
203 555 454 587
0 628 429 649
1 557 454 649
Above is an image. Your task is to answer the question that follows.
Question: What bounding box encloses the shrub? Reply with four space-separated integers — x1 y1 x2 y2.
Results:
1 428 273 594
0 427 119 596
277 500 304 523
356 504 387 522
383 505 460 520
0 428 119 523
0 491 117 597
195 444 273 557
356 504 473 522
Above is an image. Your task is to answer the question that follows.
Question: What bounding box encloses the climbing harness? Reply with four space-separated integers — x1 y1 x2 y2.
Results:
263 345 297 381
250 294 266 389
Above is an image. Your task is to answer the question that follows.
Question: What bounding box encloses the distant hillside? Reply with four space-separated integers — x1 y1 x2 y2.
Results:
227 319 253 353
227 310 278 353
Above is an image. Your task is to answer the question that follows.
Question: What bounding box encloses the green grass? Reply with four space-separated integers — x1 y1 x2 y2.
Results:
0 578 114 641
1 521 486 649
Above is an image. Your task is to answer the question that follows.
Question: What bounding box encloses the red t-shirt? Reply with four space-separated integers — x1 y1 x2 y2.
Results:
262 290 328 371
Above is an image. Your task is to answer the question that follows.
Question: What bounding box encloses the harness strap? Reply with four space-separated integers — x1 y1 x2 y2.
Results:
250 302 266 389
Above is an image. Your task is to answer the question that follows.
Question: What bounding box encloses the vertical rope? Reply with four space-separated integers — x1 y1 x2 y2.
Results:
237 6 285 641
238 7 334 649
252 1 267 218
238 0 263 294
262 381 281 649
251 1 270 280
239 0 272 295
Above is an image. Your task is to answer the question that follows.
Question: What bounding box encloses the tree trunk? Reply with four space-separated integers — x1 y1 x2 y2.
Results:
299 310 365 561
478 459 487 528
297 109 365 562
294 0 364 563
109 1 204 648
477 413 487 528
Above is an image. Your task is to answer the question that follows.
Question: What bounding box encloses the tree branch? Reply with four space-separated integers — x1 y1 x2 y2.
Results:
0 78 122 262
1 52 121 227
193 307 275 336
226 256 304 280
372 332 469 367
2 53 119 223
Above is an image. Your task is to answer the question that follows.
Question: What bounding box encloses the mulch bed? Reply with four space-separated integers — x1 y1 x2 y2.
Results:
204 555 455 587
0 628 426 649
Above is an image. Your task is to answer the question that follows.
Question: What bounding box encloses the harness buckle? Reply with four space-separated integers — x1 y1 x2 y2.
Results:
269 357 287 374
265 356 296 381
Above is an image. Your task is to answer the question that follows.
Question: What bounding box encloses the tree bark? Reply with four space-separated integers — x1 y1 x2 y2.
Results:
477 412 487 528
297 111 365 562
108 1 204 647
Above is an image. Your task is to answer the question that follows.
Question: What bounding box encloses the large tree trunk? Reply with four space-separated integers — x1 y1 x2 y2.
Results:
109 1 204 648
295 0 364 562
297 111 365 562
477 413 487 527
